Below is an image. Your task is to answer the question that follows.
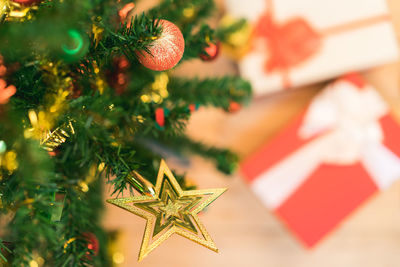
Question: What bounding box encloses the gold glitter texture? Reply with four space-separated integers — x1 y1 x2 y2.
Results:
107 159 226 261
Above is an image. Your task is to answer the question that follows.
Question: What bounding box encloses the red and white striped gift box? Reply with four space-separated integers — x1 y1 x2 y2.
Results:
241 73 400 247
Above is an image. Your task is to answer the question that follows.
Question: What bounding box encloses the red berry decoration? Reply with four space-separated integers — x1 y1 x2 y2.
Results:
228 101 241 113
200 41 220 61
48 150 60 157
136 20 185 71
188 103 199 112
107 56 130 95
83 232 99 257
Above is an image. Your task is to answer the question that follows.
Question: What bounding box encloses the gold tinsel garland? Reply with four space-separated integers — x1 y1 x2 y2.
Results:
24 61 74 151
0 0 37 22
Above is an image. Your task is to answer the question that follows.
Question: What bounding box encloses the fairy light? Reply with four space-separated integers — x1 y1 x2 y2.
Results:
113 252 125 264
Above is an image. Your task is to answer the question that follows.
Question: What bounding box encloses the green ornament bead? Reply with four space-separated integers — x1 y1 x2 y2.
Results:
61 29 89 62
0 140 6 154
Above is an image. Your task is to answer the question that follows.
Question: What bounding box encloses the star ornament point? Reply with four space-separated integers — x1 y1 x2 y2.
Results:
107 160 227 261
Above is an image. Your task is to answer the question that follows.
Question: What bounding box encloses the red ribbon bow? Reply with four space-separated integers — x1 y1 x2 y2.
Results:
253 7 322 88
255 11 322 75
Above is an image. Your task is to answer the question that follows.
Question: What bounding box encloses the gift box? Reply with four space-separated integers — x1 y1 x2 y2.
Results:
225 0 399 96
240 73 400 247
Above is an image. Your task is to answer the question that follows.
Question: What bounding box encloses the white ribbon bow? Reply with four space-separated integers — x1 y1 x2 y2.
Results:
252 81 400 209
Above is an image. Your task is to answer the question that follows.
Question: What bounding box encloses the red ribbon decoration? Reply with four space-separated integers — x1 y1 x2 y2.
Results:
155 108 165 128
254 9 322 88
253 0 390 89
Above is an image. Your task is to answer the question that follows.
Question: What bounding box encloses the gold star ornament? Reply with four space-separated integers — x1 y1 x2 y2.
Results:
107 160 227 261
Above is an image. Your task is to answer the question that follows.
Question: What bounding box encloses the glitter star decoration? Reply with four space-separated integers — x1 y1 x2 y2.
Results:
107 160 226 261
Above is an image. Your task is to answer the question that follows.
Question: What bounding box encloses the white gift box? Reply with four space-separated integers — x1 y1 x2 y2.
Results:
226 0 399 96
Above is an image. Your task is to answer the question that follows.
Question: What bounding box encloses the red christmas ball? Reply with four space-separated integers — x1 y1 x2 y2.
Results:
200 41 220 61
83 232 99 257
11 0 41 5
228 101 241 113
136 20 185 71
107 56 130 95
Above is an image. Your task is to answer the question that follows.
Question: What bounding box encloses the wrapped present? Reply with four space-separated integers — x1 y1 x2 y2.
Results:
225 0 399 96
240 73 400 247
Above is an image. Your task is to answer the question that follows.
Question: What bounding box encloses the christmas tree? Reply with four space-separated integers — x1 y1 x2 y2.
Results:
0 0 251 266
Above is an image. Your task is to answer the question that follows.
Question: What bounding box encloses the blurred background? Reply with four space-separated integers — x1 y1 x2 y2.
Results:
105 0 400 266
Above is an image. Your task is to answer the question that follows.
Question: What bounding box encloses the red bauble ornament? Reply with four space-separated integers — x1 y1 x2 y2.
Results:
200 41 220 61
107 56 130 95
83 232 99 256
11 0 41 5
136 20 185 71
228 101 241 113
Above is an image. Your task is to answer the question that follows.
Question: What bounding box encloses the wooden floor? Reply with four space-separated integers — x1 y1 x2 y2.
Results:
104 0 400 266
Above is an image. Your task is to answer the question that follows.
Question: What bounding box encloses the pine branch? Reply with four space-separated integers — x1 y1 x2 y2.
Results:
158 134 239 174
216 18 248 42
0 0 253 265
182 24 215 61
2 138 58 265
148 0 215 25
168 76 252 109
88 14 162 67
